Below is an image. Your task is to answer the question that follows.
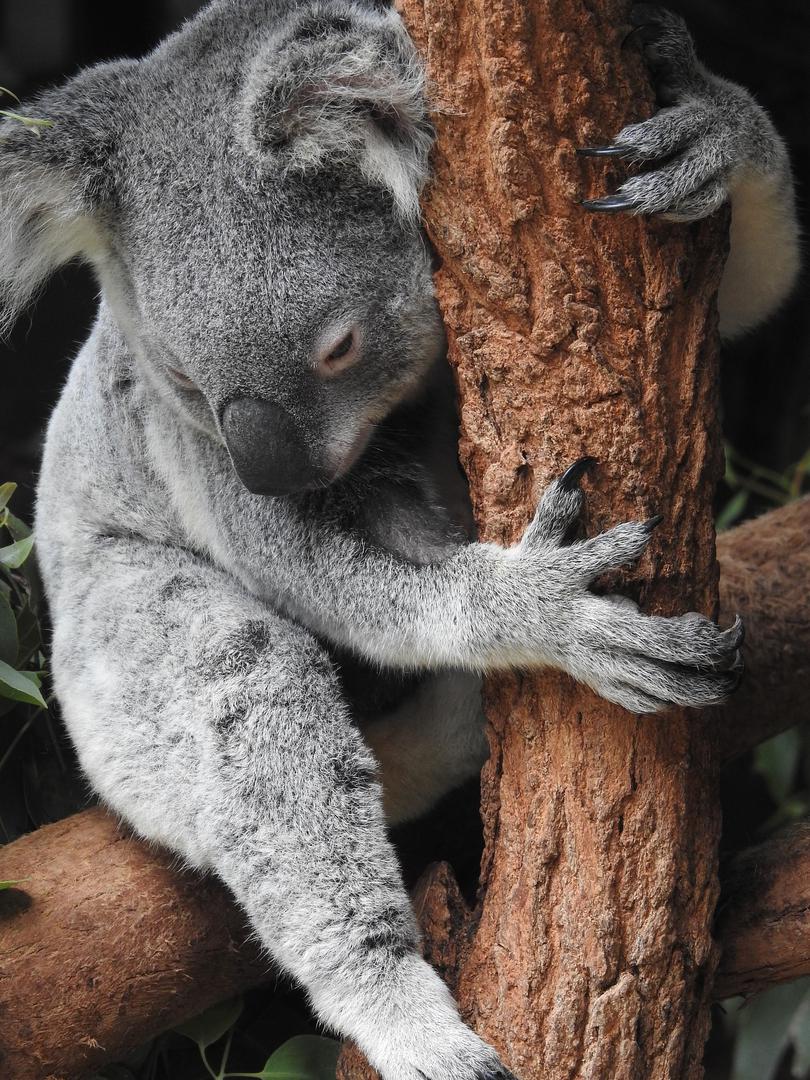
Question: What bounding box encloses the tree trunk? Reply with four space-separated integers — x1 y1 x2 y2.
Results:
376 1 728 1077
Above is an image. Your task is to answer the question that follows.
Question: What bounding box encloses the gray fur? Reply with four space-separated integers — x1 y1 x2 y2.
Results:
583 3 800 336
0 2 792 1076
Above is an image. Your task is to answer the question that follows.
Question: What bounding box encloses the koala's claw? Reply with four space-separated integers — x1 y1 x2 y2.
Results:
577 145 631 158
581 194 641 213
558 455 598 490
580 4 781 223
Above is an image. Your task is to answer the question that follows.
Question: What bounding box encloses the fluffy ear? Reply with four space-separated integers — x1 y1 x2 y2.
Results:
239 1 434 218
0 62 132 334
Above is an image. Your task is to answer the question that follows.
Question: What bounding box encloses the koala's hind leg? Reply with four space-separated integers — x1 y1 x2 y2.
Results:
52 540 514 1080
361 671 488 825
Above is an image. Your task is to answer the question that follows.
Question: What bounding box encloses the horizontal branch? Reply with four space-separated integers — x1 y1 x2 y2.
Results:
715 821 810 998
0 809 268 1080
717 495 810 761
0 500 808 1077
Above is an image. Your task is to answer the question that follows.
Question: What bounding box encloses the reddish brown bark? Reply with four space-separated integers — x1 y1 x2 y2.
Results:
0 810 267 1080
388 0 727 1077
717 496 810 761
716 823 810 998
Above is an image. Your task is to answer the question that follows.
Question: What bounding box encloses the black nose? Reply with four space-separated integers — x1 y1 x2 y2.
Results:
221 398 325 496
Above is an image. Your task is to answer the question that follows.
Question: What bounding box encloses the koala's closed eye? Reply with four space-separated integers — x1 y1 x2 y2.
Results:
316 327 361 378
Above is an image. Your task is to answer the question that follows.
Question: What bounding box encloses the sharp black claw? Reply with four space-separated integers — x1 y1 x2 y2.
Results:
577 145 630 157
581 194 640 213
643 514 665 533
559 456 598 491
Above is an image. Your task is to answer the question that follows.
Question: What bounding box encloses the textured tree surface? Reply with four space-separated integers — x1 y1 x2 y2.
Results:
716 496 810 760
391 1 728 1077
0 810 267 1080
716 822 810 998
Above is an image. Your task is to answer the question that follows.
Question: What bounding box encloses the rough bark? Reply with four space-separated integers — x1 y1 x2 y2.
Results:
716 496 810 761
387 0 728 1077
715 823 810 998
4 788 810 1080
0 810 267 1080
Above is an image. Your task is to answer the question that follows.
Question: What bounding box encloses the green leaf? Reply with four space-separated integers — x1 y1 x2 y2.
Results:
15 603 41 664
5 511 31 542
0 592 18 666
754 728 802 805
0 660 46 708
731 979 810 1080
258 1035 341 1079
174 995 243 1050
716 490 749 532
0 879 23 890
0 109 53 132
0 535 34 569
789 985 810 1077
0 483 16 510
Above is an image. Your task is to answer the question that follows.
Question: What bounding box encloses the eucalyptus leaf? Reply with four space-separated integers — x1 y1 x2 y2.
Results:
789 985 810 1077
716 489 749 532
173 995 243 1050
0 483 16 510
5 511 31 542
0 592 18 666
0 660 46 708
754 728 802 805
731 978 810 1080
0 534 34 569
15 602 41 662
258 1035 341 1079
0 879 23 890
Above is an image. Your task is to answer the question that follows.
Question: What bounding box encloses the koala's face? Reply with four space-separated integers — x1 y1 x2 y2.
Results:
0 0 441 496
113 164 443 495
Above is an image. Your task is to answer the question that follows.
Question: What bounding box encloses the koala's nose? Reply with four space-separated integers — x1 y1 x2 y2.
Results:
221 398 325 497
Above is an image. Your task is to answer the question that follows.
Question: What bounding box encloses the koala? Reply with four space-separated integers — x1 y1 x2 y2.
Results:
0 2 796 1077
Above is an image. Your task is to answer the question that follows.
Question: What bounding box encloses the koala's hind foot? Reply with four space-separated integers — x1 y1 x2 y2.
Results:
579 3 791 221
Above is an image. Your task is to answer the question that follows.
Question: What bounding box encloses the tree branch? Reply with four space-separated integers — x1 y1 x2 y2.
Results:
717 495 810 761
715 822 810 998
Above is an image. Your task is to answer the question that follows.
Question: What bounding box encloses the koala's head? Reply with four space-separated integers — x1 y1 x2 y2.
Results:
0 0 444 496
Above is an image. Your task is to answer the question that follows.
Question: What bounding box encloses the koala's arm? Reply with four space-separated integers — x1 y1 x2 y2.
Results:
217 463 742 714
581 4 800 338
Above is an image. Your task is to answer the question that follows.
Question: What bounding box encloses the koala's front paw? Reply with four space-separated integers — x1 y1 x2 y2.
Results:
579 4 786 221
515 461 744 714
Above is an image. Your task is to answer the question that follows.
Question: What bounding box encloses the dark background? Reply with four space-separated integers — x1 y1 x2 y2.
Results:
1 0 809 525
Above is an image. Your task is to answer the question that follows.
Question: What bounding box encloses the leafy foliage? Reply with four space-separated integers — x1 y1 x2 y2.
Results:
172 996 340 1080
724 979 810 1080
0 483 47 717
717 444 810 531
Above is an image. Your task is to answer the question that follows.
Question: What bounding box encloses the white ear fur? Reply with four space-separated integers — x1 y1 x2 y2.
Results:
238 2 433 219
0 146 107 334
